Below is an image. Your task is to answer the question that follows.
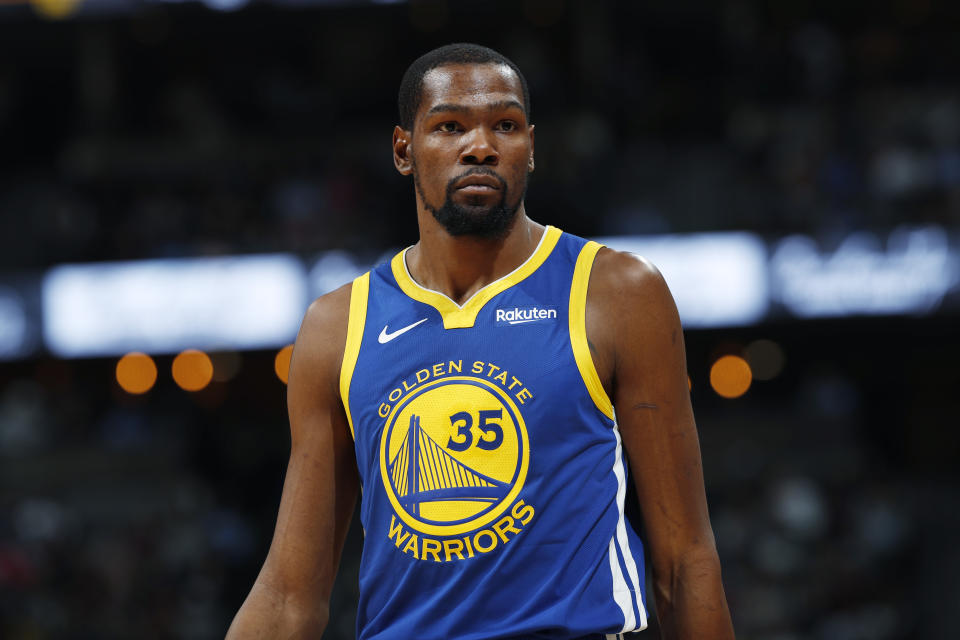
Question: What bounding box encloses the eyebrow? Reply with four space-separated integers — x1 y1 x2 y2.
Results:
426 100 525 116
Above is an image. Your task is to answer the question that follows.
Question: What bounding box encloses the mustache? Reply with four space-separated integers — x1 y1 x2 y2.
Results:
445 167 508 192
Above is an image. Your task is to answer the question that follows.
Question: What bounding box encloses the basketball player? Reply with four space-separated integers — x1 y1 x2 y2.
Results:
227 44 735 639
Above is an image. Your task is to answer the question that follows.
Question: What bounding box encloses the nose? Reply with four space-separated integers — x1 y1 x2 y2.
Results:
460 126 499 166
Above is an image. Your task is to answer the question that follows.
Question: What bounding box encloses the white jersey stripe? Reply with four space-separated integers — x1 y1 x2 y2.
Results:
608 535 635 632
611 419 649 630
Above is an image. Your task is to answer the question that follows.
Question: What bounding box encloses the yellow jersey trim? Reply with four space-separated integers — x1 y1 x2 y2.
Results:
390 225 563 329
339 272 370 440
569 241 615 421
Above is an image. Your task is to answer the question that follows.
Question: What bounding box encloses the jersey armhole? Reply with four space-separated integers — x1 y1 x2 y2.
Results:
339 272 370 440
569 242 615 421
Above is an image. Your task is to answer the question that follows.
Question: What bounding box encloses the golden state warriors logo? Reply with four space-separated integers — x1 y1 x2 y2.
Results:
378 360 536 563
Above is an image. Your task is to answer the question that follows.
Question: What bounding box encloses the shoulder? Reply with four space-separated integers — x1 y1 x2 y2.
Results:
587 246 677 321
299 281 355 343
289 280 357 393
582 247 681 391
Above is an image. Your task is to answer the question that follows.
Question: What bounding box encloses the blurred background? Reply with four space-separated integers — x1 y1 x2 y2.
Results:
1 0 959 638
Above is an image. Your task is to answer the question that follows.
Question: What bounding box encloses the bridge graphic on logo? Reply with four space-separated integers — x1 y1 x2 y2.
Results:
388 414 509 518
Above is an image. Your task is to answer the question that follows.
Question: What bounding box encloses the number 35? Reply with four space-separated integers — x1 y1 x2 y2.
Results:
446 409 504 451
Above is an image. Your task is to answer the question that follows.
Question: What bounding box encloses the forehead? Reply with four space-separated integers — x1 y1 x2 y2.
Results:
418 63 524 117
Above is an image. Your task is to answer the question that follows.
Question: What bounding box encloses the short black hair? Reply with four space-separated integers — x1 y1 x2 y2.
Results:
398 43 531 130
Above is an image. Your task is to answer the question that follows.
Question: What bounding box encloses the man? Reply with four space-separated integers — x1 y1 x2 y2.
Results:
227 43 734 640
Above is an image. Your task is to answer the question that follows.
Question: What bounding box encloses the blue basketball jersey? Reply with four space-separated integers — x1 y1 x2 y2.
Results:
339 226 648 640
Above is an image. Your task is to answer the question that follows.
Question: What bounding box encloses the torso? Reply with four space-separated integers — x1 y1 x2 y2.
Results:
339 226 648 640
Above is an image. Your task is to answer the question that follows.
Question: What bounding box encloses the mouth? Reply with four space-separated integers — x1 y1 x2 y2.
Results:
454 174 502 191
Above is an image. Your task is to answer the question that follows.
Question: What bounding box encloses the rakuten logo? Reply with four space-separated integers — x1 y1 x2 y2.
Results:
495 307 558 325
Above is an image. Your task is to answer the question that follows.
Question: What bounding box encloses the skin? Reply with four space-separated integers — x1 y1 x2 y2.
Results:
227 62 734 639
587 249 735 639
395 63 539 303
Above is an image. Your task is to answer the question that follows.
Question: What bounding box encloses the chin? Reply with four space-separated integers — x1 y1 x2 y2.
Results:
432 202 519 239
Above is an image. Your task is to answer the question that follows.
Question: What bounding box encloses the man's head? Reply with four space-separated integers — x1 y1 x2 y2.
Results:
393 44 535 239
397 43 531 131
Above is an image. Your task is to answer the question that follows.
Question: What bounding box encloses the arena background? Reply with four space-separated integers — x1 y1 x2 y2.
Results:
2 0 959 638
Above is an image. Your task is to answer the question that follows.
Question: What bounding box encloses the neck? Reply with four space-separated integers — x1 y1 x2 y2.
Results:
406 205 545 305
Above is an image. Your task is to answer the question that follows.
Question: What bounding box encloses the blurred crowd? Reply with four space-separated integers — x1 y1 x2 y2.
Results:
2 1 960 271
0 355 290 638
3 320 958 639
1 1 960 639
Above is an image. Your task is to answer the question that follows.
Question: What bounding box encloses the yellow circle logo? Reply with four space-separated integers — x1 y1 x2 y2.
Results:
379 376 529 537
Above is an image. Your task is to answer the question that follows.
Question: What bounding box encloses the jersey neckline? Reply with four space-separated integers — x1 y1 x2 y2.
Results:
390 225 563 329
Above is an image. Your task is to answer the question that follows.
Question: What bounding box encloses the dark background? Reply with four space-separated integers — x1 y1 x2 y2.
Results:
1 1 959 638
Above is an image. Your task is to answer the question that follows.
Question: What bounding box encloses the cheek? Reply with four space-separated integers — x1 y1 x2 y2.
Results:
508 143 532 170
509 153 532 182
413 157 449 198
416 137 452 160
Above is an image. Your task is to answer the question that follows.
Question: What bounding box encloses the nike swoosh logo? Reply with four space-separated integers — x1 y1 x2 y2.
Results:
378 318 428 344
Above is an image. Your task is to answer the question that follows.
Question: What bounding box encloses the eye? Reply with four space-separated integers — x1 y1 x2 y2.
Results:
438 122 461 133
496 120 518 132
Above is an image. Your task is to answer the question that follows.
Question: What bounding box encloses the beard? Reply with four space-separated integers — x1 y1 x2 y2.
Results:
414 166 526 239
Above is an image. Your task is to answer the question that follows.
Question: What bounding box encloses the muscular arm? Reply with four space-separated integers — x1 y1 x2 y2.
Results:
587 249 734 640
226 284 359 639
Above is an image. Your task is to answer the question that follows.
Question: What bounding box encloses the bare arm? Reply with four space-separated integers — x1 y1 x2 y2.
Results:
587 249 734 640
226 284 359 639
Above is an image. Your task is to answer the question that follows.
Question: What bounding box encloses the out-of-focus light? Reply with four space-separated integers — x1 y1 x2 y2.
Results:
770 477 828 540
745 339 785 381
29 0 82 20
275 344 294 384
210 351 242 382
309 250 368 298
116 352 157 394
172 350 214 391
43 254 307 358
200 0 248 12
771 226 959 317
597 232 769 328
0 285 29 360
710 355 752 399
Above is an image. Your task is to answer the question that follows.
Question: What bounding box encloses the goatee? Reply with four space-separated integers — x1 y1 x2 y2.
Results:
414 167 525 239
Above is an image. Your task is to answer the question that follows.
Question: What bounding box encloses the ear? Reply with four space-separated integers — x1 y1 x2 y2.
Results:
527 124 535 173
393 126 413 176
